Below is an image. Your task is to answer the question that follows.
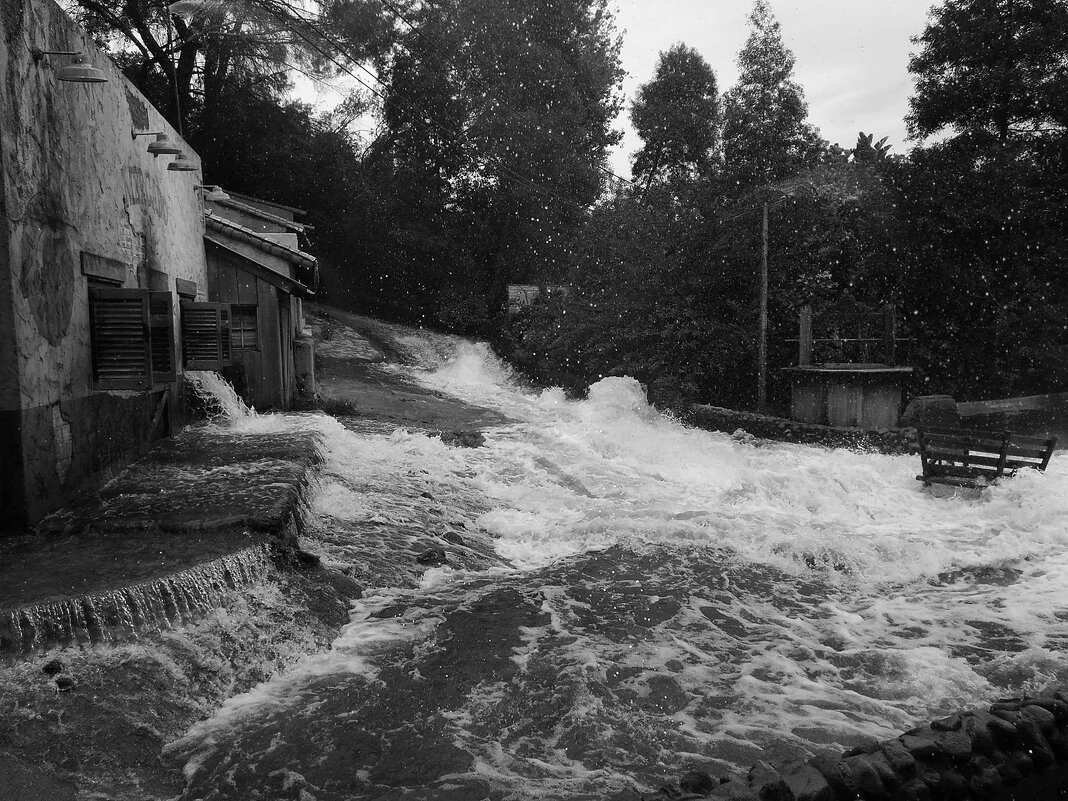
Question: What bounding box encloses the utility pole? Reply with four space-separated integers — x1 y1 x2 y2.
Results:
758 201 768 411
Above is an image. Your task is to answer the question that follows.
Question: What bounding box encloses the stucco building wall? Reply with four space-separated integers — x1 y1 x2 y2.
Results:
0 0 208 530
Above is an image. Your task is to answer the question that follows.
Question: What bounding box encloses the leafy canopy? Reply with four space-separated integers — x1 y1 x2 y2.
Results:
629 43 719 186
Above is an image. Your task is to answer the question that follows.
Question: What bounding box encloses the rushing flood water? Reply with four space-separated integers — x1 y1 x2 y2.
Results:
170 327 1068 800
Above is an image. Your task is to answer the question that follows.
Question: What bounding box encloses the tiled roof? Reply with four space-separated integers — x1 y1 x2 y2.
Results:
211 196 309 233
203 210 316 269
223 189 306 216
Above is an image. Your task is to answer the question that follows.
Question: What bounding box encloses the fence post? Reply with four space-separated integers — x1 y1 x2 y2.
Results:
883 304 896 365
799 306 812 366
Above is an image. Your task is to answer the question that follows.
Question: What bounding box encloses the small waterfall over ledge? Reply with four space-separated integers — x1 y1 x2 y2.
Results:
1 371 327 657
0 546 271 656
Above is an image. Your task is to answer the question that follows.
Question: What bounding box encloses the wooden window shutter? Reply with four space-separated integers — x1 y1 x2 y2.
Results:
89 286 152 390
149 291 176 383
181 302 233 370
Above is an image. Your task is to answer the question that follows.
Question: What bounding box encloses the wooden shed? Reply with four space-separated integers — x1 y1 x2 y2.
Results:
201 194 317 410
782 304 913 429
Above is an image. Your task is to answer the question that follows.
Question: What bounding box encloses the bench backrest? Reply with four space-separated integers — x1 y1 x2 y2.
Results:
918 426 1056 478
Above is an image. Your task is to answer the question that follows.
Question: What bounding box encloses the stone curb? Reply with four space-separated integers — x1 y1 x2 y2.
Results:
689 405 916 455
643 694 1068 801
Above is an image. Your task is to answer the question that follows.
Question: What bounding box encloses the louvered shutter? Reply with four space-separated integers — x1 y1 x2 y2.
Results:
149 291 176 383
181 302 233 369
89 286 152 390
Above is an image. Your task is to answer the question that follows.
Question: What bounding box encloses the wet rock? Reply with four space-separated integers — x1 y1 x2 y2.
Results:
810 754 857 799
745 762 790 800
984 711 1022 747
416 547 448 566
42 658 64 676
54 674 76 692
843 754 888 799
678 770 718 795
641 675 689 715
1010 749 1034 778
1027 696 1068 724
1047 730 1068 760
848 751 900 796
897 777 932 801
942 730 974 762
1019 703 1057 735
1013 718 1055 768
900 732 943 761
441 530 466 547
781 763 835 801
963 712 997 755
294 549 320 569
371 604 407 619
439 430 486 448
932 714 963 732
992 706 1023 726
880 739 917 776
966 761 1004 796
842 738 880 757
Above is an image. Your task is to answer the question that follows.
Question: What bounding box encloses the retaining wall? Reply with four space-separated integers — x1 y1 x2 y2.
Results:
689 404 916 454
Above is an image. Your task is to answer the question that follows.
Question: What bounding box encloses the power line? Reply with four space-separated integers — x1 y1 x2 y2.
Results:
264 0 598 212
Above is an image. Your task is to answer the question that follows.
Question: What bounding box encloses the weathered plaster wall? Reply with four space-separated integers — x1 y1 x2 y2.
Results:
0 0 208 529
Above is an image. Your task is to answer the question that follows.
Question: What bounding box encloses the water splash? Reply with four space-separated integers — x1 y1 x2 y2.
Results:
0 546 270 655
185 371 256 420
162 320 1068 800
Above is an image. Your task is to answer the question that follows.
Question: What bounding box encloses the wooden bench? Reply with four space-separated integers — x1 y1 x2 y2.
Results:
917 426 1056 489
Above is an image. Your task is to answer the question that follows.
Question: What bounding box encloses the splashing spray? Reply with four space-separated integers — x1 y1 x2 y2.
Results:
185 371 256 420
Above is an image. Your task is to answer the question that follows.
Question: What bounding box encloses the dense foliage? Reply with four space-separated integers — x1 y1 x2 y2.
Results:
629 44 720 187
73 0 1068 411
501 0 1068 412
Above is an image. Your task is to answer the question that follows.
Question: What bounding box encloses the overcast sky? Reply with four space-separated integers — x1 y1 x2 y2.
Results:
609 0 937 178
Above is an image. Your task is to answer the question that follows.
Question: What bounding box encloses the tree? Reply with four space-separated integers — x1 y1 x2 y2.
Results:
62 0 390 136
852 132 892 163
367 0 624 329
629 43 720 189
721 0 822 189
899 0 1068 399
907 0 1068 146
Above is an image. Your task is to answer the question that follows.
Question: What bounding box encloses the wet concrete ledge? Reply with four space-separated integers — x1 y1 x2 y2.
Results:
643 694 1068 800
0 423 324 656
689 404 916 454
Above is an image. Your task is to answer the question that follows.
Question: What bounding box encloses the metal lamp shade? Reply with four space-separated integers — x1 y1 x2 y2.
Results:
147 133 182 156
204 187 230 202
57 54 107 83
167 152 199 172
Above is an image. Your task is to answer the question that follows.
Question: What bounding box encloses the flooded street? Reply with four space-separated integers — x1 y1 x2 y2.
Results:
163 320 1068 800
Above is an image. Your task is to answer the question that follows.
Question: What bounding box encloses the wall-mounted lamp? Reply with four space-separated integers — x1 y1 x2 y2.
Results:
132 130 182 157
194 185 231 202
30 49 108 83
167 152 199 172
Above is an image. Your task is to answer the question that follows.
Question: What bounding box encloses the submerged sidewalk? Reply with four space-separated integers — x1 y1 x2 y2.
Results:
0 423 322 654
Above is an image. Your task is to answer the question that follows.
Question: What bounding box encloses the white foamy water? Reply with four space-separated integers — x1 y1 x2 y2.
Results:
171 325 1068 800
185 370 257 420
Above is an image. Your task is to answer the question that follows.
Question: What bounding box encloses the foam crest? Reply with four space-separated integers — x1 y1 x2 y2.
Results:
185 370 256 420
